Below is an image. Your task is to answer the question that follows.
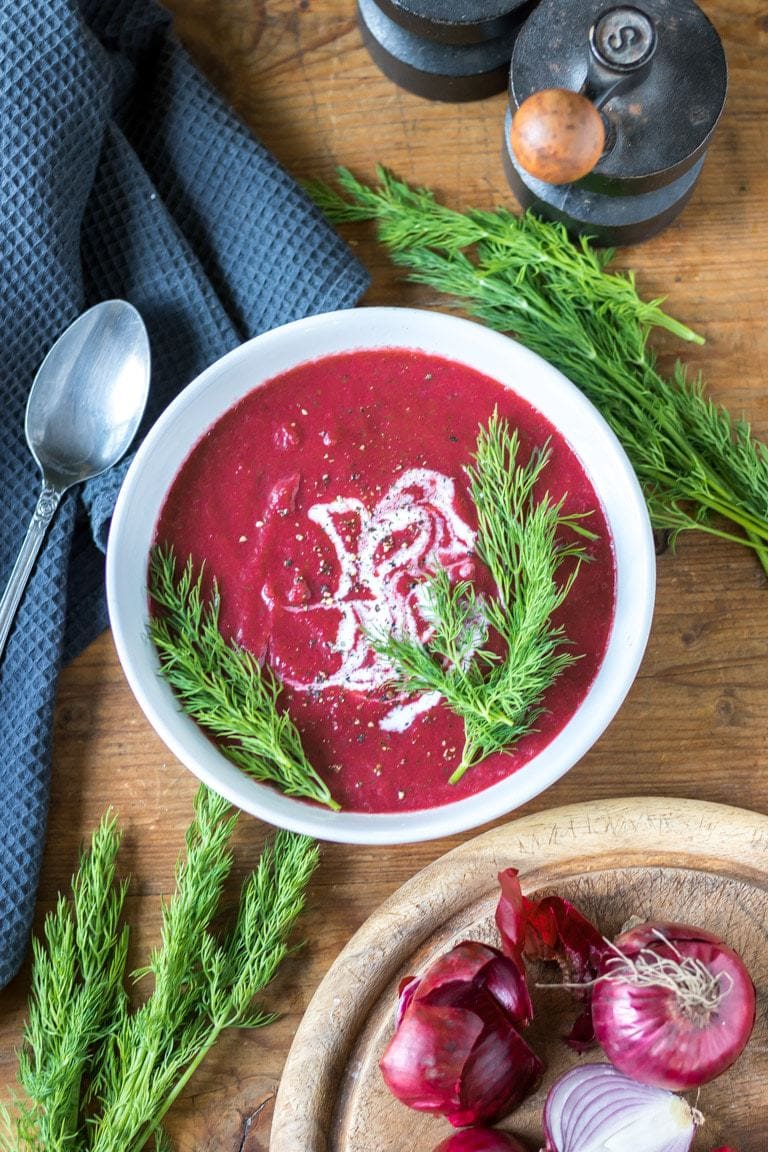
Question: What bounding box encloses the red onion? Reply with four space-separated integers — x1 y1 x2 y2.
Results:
543 1063 702 1152
380 940 544 1127
432 1130 528 1151
592 921 756 1090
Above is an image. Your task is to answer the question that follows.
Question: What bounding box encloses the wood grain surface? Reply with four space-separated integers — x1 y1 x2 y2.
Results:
271 798 768 1150
1 2 767 1150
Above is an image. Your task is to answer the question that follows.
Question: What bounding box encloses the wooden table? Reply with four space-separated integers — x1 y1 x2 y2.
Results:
2 2 767 1149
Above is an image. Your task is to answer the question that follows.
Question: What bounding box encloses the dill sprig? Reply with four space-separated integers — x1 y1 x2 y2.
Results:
1 786 319 1152
6 813 129 1152
307 167 768 576
148 547 339 811
372 413 593 780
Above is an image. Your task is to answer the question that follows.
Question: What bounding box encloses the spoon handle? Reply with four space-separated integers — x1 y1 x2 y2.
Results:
0 483 63 661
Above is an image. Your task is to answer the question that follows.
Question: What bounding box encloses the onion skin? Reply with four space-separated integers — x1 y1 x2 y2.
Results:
592 920 756 1091
380 940 544 1127
496 869 606 982
495 868 607 1048
432 1130 528 1151
414 936 533 1027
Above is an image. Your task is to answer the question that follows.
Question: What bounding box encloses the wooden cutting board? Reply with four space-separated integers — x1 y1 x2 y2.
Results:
271 797 768 1150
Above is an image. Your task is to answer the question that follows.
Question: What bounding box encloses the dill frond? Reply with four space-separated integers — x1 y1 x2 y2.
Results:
91 791 318 1152
309 167 768 576
11 813 128 1151
5 787 319 1152
148 547 339 811
372 414 592 778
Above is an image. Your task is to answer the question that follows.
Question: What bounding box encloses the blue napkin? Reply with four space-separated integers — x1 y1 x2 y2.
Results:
0 0 369 989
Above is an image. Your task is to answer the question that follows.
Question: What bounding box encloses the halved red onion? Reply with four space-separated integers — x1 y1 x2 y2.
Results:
592 921 756 1090
380 940 543 1127
543 1063 701 1152
432 1129 528 1151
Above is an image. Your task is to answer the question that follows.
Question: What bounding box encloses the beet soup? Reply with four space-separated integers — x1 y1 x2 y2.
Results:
153 348 616 813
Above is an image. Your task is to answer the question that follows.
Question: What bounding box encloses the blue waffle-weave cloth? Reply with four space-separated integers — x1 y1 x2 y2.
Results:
0 0 369 989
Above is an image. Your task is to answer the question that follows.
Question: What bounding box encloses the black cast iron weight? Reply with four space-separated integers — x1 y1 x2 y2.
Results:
358 0 537 101
503 0 728 244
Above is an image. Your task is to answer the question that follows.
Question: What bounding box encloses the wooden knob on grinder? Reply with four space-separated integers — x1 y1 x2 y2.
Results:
510 89 605 186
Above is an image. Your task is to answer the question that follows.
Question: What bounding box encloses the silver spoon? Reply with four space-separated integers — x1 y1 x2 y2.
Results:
0 300 150 660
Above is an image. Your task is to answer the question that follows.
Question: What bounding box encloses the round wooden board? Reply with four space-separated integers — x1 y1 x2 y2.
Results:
271 797 768 1150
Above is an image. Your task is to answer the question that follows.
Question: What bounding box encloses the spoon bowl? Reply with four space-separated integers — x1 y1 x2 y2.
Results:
0 300 150 658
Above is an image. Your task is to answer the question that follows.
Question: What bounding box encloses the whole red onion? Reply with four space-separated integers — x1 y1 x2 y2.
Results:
592 921 756 1090
380 940 544 1127
432 1130 528 1151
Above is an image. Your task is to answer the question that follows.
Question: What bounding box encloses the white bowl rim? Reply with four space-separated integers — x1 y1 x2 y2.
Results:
106 306 656 844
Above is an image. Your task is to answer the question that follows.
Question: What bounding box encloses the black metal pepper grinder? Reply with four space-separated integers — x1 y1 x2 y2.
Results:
358 0 538 101
503 0 728 244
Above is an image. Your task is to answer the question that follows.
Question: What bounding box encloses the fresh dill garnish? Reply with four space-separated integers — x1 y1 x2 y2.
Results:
371 412 594 780
307 166 768 576
148 546 340 811
6 812 129 1152
1 786 319 1152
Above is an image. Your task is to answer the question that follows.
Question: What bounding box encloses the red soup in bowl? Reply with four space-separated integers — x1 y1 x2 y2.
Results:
153 346 615 814
108 307 654 843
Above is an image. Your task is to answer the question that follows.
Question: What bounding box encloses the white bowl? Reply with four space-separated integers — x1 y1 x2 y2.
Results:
107 307 655 844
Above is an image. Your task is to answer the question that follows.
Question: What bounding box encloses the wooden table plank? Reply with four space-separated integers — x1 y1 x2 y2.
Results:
2 2 767 1149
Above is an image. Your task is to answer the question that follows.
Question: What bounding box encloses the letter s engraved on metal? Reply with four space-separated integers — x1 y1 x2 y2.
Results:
607 23 640 54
